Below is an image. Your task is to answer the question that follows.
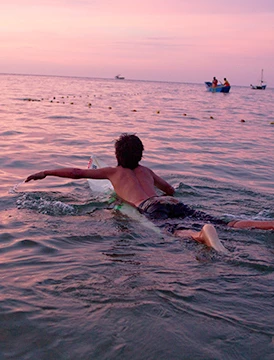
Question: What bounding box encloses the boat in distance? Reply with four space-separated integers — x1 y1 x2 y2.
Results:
250 69 266 90
115 74 125 80
204 82 231 93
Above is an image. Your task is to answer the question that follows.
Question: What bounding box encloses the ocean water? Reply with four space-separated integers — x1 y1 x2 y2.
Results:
0 73 274 360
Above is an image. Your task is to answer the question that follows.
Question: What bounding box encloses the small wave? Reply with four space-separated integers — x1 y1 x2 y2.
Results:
253 209 274 220
47 115 76 120
17 193 75 216
20 98 41 101
223 208 274 222
0 130 22 136
15 239 58 254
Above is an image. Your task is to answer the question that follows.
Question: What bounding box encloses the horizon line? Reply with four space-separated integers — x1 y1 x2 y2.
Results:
0 72 270 89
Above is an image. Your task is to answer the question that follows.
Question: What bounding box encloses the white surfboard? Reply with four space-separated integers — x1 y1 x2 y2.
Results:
87 155 162 234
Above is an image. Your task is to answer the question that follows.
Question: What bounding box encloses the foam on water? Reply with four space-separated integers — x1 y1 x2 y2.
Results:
8 181 25 194
16 192 75 215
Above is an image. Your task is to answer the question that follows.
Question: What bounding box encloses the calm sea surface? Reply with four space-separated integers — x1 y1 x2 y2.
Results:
0 74 273 360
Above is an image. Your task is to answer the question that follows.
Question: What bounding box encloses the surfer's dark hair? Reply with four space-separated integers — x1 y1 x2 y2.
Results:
115 133 144 169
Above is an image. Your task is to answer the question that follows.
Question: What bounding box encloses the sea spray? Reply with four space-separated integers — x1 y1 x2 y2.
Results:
8 181 26 194
16 193 75 215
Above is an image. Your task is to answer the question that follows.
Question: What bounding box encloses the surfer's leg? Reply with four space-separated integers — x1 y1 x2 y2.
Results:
175 224 217 244
174 223 226 252
173 228 202 241
228 220 274 230
192 224 221 248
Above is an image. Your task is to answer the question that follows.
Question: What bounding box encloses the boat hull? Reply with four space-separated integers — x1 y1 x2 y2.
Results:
250 85 266 90
250 69 266 89
205 82 230 93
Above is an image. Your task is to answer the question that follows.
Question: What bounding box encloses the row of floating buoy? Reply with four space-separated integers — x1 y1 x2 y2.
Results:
23 92 149 101
21 98 274 124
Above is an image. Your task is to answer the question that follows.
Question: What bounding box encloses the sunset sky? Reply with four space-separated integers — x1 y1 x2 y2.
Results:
1 0 274 86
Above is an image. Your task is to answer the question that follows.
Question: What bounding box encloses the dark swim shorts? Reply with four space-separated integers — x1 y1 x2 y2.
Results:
138 196 194 220
138 196 227 225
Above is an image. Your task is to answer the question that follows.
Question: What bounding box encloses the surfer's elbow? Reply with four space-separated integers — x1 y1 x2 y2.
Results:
166 185 175 196
163 184 175 196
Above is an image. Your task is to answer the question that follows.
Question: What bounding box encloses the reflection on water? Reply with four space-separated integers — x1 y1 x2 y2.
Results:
0 74 274 360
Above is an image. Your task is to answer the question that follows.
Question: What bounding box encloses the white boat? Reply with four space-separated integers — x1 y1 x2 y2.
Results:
250 69 267 90
115 74 125 80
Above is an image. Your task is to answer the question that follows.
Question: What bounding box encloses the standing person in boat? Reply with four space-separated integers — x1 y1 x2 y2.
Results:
25 134 274 249
223 78 230 87
212 77 218 88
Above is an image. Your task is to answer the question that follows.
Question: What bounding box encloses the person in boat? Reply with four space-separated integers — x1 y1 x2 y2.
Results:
212 77 218 88
223 78 230 87
25 134 274 249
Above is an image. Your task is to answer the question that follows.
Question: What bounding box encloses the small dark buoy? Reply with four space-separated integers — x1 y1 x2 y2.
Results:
240 119 245 123
210 116 214 119
183 113 187 116
132 109 137 112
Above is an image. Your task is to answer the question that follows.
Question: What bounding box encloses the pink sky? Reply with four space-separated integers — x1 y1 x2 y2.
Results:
1 0 274 86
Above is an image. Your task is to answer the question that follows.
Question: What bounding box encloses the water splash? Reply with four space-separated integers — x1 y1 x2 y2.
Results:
9 181 26 194
254 209 274 220
16 193 75 216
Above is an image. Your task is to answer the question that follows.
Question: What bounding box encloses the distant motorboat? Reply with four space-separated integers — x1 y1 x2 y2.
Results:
115 74 125 80
250 69 266 90
204 81 230 93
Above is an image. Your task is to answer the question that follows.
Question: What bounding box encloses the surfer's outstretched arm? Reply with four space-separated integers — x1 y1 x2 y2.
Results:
25 168 81 182
25 167 114 182
174 224 227 252
228 220 274 230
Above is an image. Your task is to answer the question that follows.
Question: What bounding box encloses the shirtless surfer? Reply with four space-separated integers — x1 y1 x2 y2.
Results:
25 134 274 250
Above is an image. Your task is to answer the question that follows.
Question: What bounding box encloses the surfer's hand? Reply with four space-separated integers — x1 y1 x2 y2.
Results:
25 171 46 182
